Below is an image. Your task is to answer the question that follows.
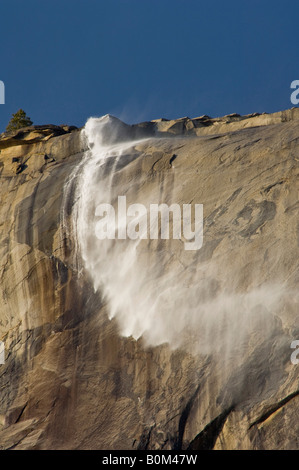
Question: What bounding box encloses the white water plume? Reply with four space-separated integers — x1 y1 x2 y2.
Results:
65 115 291 359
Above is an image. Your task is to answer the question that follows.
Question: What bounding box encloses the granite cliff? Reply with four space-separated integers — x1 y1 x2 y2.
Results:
0 108 298 449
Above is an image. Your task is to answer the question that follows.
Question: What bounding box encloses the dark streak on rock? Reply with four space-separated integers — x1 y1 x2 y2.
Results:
187 406 234 450
249 390 299 429
173 384 201 450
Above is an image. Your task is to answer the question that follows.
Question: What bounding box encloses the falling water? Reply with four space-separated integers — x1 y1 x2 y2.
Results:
63 115 289 364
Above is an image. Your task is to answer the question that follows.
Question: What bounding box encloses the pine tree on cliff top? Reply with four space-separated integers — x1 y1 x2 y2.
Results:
6 109 33 132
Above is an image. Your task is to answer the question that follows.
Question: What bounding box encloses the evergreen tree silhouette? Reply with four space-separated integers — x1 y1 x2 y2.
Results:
6 109 33 132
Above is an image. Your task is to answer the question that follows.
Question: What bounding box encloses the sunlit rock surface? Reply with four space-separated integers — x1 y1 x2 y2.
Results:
0 109 298 449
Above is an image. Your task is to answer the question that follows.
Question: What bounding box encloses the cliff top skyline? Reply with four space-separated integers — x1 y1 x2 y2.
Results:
1 0 299 130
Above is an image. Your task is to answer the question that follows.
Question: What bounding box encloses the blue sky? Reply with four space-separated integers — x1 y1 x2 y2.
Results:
0 0 298 130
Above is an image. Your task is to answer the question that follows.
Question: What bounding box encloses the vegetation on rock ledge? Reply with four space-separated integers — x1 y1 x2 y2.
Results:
6 109 33 132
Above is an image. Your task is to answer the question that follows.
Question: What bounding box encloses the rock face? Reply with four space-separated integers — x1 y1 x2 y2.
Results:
0 110 298 450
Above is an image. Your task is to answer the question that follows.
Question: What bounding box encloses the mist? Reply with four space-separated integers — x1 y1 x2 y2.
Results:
64 115 292 367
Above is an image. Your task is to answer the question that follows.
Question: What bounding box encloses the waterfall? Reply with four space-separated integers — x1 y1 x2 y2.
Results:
63 115 287 362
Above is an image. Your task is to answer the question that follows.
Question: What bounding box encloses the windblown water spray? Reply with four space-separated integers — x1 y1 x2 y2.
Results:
64 115 288 361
